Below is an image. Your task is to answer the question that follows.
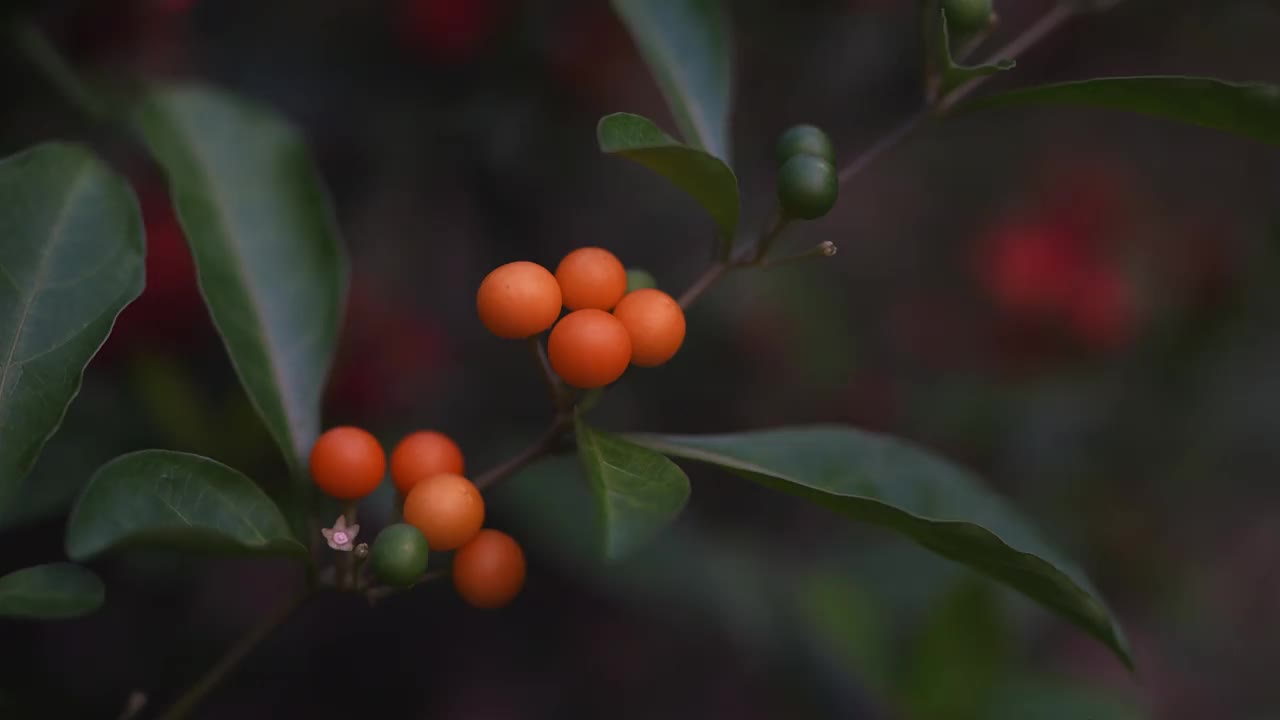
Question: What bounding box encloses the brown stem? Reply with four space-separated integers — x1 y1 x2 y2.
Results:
938 3 1077 112
677 262 727 310
473 414 573 492
843 4 1079 185
155 590 313 720
528 336 571 410
751 208 790 263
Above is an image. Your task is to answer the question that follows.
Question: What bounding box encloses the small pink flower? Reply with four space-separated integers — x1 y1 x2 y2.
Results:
321 515 360 551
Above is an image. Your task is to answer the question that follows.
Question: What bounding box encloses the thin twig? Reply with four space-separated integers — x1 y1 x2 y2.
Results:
940 3 1077 112
673 2 1082 311
473 414 572 492
365 568 449 605
751 207 790 262
528 336 570 410
11 21 109 120
759 241 837 269
677 262 728 310
155 590 314 720
846 3 1078 183
836 109 932 185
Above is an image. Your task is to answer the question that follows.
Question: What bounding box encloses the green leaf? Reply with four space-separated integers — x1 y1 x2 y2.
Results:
0 563 104 619
610 0 733 162
627 425 1133 669
598 112 740 241
576 417 691 561
0 143 144 511
933 8 1014 97
961 76 1280 146
66 450 306 561
133 85 348 477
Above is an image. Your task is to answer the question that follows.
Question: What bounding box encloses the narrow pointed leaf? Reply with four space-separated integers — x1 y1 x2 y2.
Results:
0 563 104 620
576 418 691 561
134 85 347 476
66 450 306 561
962 76 1280 146
611 0 733 162
0 143 145 510
598 112 739 241
627 425 1132 669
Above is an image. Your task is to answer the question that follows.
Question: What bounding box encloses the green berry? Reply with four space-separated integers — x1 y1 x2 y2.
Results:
942 0 994 36
370 523 429 588
777 155 838 220
776 124 835 166
625 269 657 293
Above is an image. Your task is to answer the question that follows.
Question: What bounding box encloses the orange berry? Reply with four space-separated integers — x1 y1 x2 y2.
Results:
390 431 465 494
612 288 686 367
476 261 562 339
402 473 485 551
547 309 632 389
555 247 628 311
453 529 526 609
309 426 386 500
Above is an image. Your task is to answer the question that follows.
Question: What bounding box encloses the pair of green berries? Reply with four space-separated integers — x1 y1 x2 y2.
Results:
776 124 838 220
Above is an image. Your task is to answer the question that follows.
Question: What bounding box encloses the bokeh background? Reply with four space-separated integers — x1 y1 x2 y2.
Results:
4 0 1280 717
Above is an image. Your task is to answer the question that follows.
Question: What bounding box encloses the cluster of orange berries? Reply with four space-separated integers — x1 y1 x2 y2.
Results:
309 427 525 608
476 247 686 387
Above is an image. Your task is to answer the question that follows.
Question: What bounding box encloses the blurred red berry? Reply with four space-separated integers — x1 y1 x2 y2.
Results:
100 183 210 362
325 275 451 421
979 217 1139 356
1067 267 1135 352
400 0 508 64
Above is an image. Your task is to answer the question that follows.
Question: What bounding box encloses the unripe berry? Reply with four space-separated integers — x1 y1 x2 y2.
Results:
625 269 657 293
370 524 429 588
776 124 835 166
943 0 994 36
777 155 838 220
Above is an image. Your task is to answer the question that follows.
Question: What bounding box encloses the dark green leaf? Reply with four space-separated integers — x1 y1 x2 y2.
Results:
134 85 348 477
610 0 733 162
66 450 306 561
576 418 691 560
0 562 104 619
627 425 1132 668
962 76 1280 146
0 143 144 511
933 9 1014 96
598 112 740 241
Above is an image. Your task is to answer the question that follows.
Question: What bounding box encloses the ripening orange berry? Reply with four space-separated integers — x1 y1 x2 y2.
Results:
402 473 485 551
476 261 562 339
390 431 465 494
453 529 526 609
555 247 628 311
309 426 386 500
612 288 686 367
547 309 632 389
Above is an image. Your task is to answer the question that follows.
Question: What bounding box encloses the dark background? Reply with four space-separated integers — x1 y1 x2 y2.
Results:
3 0 1280 717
